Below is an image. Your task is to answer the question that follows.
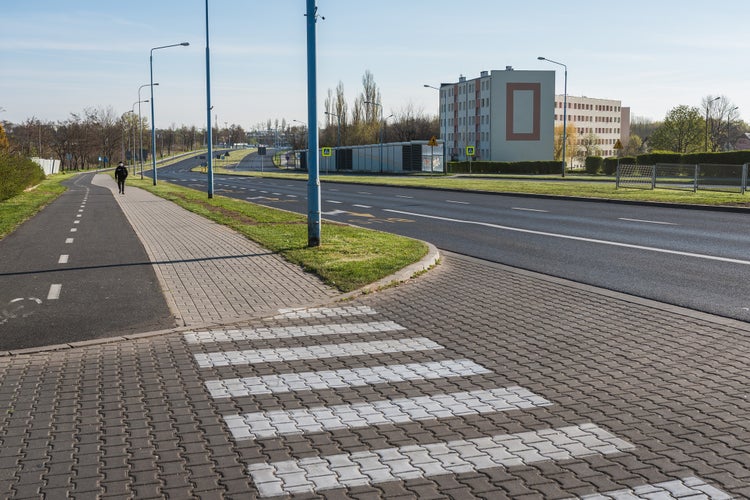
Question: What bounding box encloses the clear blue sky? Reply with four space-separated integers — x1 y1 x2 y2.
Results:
3 0 749 130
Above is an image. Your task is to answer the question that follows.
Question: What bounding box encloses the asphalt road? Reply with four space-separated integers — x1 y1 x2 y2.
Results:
157 152 750 322
0 173 174 349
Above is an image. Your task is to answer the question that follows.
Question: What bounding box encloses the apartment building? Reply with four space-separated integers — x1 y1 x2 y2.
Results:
437 69 630 163
438 68 555 162
555 95 631 160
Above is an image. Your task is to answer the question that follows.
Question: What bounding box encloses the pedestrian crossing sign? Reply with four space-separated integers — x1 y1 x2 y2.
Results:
321 147 333 157
466 146 475 157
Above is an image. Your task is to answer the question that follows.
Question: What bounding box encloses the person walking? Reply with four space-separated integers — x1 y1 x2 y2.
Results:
114 162 128 194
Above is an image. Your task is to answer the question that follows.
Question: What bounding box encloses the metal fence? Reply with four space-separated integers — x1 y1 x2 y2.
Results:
616 163 749 194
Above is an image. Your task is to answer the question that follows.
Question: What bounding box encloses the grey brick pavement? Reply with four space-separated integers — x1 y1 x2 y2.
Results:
1 176 749 498
92 174 339 328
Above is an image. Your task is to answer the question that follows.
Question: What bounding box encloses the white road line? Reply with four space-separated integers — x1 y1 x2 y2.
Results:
225 386 552 440
512 207 549 213
70 228 77 232
353 204 372 209
446 200 470 205
274 306 377 319
73 220 80 224
47 284 62 300
576 476 730 499
286 194 298 198
65 238 74 244
193 337 443 368
357 191 372 195
76 214 82 218
206 359 491 398
184 320 405 344
58 255 69 264
326 200 343 204
246 423 634 497
78 209 84 213
385 209 750 266
396 195 413 199
618 217 677 226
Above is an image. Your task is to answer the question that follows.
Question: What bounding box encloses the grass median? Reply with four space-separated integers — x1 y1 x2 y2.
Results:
127 176 428 292
206 167 750 208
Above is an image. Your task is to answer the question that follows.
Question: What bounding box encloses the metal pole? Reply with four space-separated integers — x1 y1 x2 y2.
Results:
205 0 214 198
150 51 157 185
305 0 321 247
538 57 567 177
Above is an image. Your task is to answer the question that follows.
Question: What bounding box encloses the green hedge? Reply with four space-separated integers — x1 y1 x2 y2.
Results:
449 160 561 175
0 152 46 202
584 156 603 174
630 150 750 166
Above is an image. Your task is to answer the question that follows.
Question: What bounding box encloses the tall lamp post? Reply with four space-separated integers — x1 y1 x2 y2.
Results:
538 56 567 177
364 100 388 173
424 84 447 173
150 42 189 185
324 111 341 148
138 83 157 179
205 0 214 198
705 96 720 152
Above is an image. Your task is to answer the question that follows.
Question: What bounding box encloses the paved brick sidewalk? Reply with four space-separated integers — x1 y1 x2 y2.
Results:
1 176 747 498
92 174 339 328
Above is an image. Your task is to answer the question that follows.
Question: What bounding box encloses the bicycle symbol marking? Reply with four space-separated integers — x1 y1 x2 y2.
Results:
0 297 43 325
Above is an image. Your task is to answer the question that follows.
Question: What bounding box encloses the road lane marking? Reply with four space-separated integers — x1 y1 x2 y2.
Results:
47 284 62 300
446 200 470 205
65 238 74 244
326 200 343 204
385 209 750 266
206 359 491 398
353 204 372 209
357 191 372 195
70 228 77 232
184 321 406 344
577 476 730 499
58 255 69 264
512 207 549 213
225 386 551 440
274 306 377 319
618 217 677 226
246 423 634 497
396 195 413 199
193 337 443 368
73 220 80 224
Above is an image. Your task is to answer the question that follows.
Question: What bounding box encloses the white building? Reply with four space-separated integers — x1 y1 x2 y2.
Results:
438 68 555 162
554 95 630 161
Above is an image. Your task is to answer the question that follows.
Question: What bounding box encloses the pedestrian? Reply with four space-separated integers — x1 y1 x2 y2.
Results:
115 162 128 194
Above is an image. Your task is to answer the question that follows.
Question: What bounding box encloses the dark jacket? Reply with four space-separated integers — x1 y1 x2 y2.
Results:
115 165 128 181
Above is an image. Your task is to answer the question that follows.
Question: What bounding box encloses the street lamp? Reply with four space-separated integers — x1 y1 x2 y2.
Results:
324 111 341 148
150 42 189 185
424 84 447 173
705 96 721 152
538 56 567 177
365 100 388 173
130 102 147 174
138 83 157 179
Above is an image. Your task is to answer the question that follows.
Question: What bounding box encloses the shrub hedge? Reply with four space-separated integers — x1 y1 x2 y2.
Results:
447 150 750 176
0 152 46 202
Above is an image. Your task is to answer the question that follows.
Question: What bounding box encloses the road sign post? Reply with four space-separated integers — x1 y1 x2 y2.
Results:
466 146 475 174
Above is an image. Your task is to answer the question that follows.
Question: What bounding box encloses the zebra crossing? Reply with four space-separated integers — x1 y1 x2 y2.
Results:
185 305 730 498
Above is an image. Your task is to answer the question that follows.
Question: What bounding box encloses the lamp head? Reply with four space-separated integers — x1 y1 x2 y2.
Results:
180 42 190 46
537 56 545 60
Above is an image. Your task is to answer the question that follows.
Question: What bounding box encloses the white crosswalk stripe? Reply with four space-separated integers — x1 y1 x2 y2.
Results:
188 307 732 498
574 476 731 499
205 359 491 397
193 337 443 368
224 386 552 440
246 423 635 497
274 305 377 319
184 320 404 344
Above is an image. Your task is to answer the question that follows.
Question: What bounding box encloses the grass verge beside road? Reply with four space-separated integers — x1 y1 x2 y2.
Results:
128 177 428 292
0 174 69 239
207 168 750 208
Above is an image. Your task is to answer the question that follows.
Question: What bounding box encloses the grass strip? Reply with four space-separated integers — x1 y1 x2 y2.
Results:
0 174 69 239
128 176 428 292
